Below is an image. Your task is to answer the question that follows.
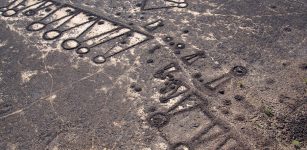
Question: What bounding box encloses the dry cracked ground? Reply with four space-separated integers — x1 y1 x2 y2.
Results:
0 0 306 150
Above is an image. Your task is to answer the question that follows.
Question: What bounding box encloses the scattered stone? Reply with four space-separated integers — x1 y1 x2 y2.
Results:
223 99 232 105
234 95 245 101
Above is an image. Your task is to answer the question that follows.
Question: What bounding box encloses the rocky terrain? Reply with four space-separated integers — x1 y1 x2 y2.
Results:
0 0 306 149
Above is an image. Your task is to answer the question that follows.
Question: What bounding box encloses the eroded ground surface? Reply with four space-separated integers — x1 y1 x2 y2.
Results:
0 0 306 150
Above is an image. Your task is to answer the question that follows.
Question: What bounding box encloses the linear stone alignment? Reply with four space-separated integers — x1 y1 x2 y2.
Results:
0 0 306 149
